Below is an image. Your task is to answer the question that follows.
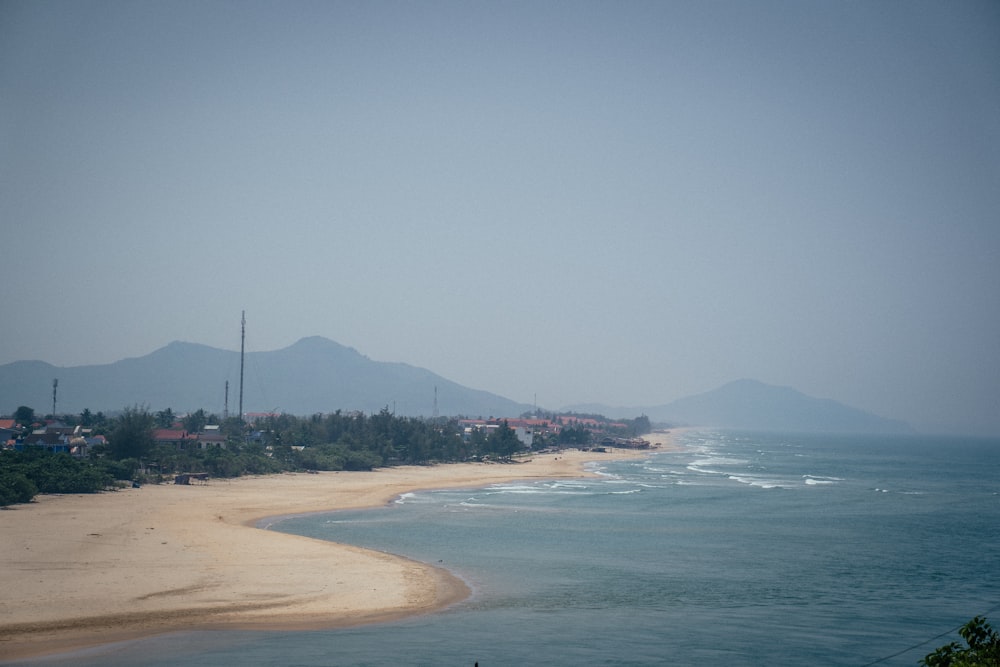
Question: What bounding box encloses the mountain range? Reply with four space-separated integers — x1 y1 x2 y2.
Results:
565 378 913 434
0 337 531 419
0 338 912 433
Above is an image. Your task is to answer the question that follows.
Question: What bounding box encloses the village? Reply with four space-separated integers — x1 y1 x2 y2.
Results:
1 411 652 460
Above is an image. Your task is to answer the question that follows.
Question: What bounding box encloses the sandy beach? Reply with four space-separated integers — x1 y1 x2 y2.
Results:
0 432 681 660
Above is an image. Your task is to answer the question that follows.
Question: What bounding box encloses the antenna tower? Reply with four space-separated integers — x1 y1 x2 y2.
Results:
52 378 58 417
224 380 229 421
433 385 439 419
238 311 245 423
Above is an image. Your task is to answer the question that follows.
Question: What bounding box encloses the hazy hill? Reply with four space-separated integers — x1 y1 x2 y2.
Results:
0 337 530 418
2 342 913 433
565 379 913 434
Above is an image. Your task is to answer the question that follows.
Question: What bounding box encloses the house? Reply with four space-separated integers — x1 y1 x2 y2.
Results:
24 430 70 453
195 425 227 449
599 436 650 449
153 429 196 448
84 433 107 451
153 426 228 450
23 430 62 451
458 418 537 448
0 418 20 448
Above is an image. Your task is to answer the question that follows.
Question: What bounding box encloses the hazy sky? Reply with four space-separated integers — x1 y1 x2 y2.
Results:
2 1 998 435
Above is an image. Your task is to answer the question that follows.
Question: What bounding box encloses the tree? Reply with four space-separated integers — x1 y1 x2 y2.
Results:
183 409 208 433
0 469 37 506
0 449 114 503
629 415 651 437
558 424 591 446
922 616 1000 667
486 420 522 461
109 406 155 460
14 405 35 426
155 408 176 429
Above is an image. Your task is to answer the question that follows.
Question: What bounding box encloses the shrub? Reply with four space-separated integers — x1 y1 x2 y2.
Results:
922 616 1000 667
0 471 38 506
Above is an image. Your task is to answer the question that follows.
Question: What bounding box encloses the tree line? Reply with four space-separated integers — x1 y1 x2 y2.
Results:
2 405 653 505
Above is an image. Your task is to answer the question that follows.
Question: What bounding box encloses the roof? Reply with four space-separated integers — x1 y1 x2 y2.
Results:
153 429 194 441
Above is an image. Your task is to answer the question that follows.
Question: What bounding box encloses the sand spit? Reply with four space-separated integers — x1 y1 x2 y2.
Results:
0 432 682 660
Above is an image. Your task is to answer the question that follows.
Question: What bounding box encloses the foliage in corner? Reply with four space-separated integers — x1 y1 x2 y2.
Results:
921 616 1000 667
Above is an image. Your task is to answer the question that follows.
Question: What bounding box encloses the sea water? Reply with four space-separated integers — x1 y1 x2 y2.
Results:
11 431 1000 666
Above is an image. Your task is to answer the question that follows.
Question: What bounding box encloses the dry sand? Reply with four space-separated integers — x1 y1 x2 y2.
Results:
0 432 682 660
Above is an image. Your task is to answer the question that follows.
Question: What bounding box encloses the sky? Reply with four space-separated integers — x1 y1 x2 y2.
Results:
2 1 998 436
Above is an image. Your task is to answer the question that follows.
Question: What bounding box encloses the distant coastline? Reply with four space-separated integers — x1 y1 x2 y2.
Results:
0 339 918 433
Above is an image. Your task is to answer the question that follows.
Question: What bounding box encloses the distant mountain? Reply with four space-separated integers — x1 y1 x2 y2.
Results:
565 379 913 434
0 337 530 418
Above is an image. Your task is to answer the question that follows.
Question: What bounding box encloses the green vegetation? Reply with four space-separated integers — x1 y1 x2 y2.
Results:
1 405 653 506
13 405 35 426
0 448 119 504
109 405 155 460
922 617 1000 667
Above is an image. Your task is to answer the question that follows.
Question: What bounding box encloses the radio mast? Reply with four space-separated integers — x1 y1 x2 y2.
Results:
52 378 58 417
238 311 245 423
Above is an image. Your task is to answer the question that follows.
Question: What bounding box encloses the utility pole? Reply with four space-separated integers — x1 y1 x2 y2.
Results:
239 311 245 423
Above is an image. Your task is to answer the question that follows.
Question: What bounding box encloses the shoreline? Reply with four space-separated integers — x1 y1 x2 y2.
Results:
0 430 685 661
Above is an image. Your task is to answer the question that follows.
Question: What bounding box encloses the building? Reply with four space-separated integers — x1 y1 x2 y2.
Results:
0 418 20 447
21 424 91 457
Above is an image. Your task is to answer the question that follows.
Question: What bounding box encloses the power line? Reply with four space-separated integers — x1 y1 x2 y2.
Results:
860 603 1000 666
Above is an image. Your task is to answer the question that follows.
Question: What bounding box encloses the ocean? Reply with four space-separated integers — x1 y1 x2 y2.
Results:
12 430 1000 666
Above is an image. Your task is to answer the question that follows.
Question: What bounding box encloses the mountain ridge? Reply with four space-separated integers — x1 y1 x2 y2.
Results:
1 341 912 433
563 378 913 434
0 337 530 418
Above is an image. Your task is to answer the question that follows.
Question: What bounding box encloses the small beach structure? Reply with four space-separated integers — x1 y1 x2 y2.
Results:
174 473 209 485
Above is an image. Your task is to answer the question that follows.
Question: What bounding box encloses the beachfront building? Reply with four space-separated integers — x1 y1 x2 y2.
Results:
0 418 20 448
459 418 554 449
153 428 197 448
153 425 229 450
20 423 94 457
599 436 651 449
195 425 227 449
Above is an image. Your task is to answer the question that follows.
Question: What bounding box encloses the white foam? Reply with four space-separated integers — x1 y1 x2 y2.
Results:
547 481 588 489
687 465 725 475
394 492 417 504
803 475 842 485
691 456 748 467
485 482 593 496
488 484 544 493
728 474 789 489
